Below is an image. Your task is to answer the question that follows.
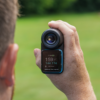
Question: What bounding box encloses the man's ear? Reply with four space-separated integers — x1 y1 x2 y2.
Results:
0 44 19 86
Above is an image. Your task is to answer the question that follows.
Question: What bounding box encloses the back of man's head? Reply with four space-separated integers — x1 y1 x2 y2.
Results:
0 0 19 100
0 0 18 60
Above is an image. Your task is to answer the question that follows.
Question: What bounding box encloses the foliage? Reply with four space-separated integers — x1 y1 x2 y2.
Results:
73 0 100 12
19 0 76 15
19 0 100 15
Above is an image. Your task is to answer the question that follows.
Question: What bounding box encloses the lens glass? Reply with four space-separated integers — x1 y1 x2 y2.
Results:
46 34 56 44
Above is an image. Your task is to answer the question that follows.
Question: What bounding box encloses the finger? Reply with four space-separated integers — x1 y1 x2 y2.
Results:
48 21 76 50
63 21 80 48
57 20 80 49
60 21 76 32
34 49 41 69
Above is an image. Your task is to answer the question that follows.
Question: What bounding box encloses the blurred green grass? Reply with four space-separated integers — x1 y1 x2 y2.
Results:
14 13 100 100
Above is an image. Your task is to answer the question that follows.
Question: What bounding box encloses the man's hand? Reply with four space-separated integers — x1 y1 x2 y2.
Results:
34 20 96 100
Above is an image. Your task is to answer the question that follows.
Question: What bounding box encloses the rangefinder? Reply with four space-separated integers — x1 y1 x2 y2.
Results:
41 28 64 74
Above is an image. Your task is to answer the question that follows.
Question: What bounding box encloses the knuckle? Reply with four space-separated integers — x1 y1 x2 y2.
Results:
71 51 80 64
74 49 84 60
57 20 62 22
69 30 74 37
72 26 76 32
80 50 84 58
74 50 80 57
71 54 78 64
58 22 64 29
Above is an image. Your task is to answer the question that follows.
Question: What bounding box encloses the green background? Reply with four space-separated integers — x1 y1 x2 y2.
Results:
19 0 100 15
13 13 100 100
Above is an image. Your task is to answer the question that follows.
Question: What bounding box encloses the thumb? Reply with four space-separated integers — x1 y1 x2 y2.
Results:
34 49 41 68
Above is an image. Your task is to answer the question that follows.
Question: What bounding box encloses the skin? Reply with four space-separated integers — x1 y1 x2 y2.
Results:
0 44 18 100
0 0 18 99
34 20 96 100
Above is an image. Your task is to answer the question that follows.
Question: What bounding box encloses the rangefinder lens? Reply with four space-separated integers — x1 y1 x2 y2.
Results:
46 34 56 44
41 28 64 74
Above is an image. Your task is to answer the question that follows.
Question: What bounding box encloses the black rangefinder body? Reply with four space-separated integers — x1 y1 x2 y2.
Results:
41 28 64 74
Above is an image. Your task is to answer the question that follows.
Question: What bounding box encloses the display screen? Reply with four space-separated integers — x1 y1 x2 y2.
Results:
42 50 61 72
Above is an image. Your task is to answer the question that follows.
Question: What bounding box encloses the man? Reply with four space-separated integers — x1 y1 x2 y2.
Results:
34 20 96 100
0 0 18 100
0 0 96 100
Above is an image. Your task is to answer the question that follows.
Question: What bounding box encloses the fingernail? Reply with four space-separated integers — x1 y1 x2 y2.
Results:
34 49 38 57
48 21 55 24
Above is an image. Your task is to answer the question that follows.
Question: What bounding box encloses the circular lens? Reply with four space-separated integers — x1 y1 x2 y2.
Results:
46 34 56 44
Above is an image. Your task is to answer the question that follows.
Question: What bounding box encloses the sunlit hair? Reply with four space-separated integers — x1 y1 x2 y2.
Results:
0 0 18 60
0 0 19 99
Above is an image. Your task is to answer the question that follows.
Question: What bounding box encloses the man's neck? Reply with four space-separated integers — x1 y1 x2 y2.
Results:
0 80 13 100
